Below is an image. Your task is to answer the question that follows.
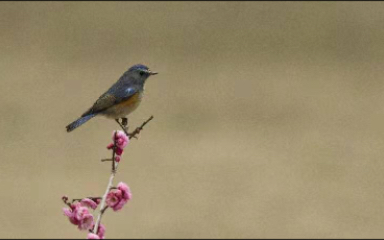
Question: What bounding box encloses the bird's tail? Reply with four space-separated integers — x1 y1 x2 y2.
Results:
66 113 96 132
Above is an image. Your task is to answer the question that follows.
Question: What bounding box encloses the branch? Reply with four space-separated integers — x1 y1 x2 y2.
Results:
128 115 154 139
93 131 117 234
92 171 115 234
92 116 154 235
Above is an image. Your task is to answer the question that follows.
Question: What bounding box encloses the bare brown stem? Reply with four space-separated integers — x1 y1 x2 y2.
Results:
128 115 154 139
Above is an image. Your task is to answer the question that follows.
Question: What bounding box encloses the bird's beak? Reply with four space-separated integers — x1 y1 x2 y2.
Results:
148 70 158 75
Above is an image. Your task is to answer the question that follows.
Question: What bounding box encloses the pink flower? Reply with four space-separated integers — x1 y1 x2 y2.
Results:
80 198 98 210
62 203 94 231
75 206 89 221
63 206 79 225
107 131 129 162
105 182 132 211
63 203 82 225
87 233 100 239
78 213 94 230
115 147 123 156
113 131 129 149
113 199 128 211
117 182 132 201
90 223 106 239
97 224 106 239
106 189 122 209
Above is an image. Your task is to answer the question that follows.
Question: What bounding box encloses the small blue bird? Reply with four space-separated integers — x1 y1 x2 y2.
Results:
66 64 158 132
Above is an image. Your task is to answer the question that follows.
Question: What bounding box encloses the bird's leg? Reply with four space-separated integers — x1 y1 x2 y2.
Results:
121 118 128 127
121 118 129 134
115 119 129 136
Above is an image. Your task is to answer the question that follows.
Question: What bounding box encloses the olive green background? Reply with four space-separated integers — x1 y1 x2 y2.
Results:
1 1 384 238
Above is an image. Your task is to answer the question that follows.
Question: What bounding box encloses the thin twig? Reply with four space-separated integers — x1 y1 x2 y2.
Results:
128 115 154 139
71 197 102 202
101 159 113 162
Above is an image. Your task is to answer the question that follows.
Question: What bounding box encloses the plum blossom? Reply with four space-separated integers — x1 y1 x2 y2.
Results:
87 233 100 239
78 213 94 231
106 131 129 162
80 198 99 210
88 223 106 239
106 182 132 211
96 223 106 239
113 131 129 149
63 202 94 230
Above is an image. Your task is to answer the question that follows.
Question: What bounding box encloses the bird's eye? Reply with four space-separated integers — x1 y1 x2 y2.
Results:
139 71 145 76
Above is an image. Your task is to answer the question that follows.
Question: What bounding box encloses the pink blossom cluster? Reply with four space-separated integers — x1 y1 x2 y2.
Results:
106 131 129 162
106 182 132 211
63 130 134 239
62 198 99 231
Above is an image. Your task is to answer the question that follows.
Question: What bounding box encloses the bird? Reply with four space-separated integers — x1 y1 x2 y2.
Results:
66 64 158 133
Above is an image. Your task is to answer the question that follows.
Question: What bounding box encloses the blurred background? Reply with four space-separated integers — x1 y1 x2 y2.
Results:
1 1 384 238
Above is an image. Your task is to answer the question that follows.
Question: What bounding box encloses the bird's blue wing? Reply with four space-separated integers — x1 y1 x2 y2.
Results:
81 85 139 117
115 86 138 102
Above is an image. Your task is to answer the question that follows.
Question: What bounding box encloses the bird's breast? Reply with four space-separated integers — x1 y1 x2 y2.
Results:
102 92 143 119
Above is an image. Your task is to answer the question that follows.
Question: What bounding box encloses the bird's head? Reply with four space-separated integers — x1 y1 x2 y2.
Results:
127 64 158 82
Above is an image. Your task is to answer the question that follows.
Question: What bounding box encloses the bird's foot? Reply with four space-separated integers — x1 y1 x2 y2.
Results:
115 119 129 136
121 118 128 127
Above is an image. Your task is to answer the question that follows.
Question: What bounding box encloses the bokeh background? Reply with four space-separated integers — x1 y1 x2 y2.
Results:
1 1 384 238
